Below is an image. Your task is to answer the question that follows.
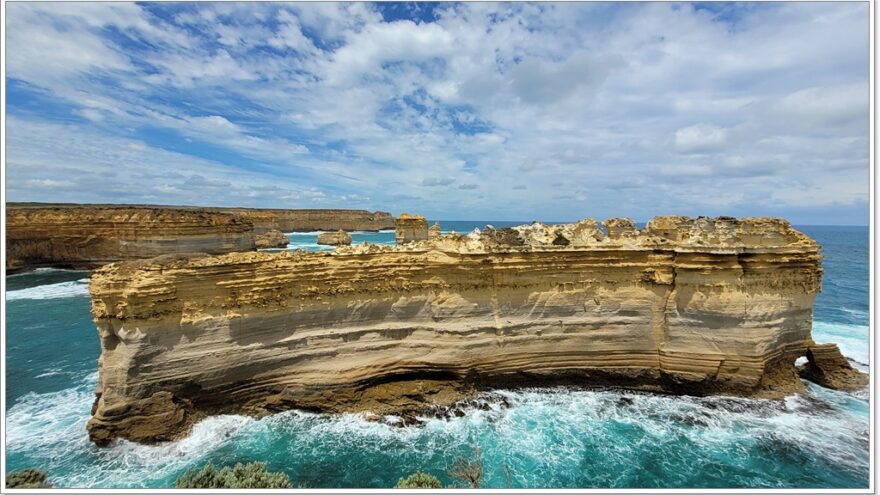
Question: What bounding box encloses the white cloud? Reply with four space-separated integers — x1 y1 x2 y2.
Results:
674 123 729 154
3 2 870 224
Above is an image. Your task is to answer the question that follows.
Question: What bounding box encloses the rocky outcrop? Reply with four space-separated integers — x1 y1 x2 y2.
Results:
797 343 869 391
255 229 289 249
6 206 255 273
395 213 428 244
86 216 861 445
221 208 394 233
428 222 442 239
316 230 352 246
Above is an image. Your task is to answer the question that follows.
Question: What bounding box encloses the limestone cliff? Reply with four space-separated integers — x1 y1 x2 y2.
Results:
6 203 394 271
86 216 858 445
221 208 394 233
6 206 255 273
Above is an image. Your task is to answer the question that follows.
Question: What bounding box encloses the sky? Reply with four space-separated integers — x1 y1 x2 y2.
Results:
3 2 870 224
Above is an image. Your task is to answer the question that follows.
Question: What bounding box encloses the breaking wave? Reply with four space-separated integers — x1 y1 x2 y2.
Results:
812 321 870 368
5 376 869 489
5 279 90 301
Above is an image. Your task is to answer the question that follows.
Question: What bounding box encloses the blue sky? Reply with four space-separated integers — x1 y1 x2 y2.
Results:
4 2 870 224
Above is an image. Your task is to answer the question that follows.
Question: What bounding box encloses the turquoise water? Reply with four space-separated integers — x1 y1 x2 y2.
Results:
4 224 870 488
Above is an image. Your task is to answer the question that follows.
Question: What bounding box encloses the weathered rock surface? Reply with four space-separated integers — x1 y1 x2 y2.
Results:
6 203 394 272
428 222 442 239
255 229 289 249
6 206 255 273
221 208 394 233
395 213 428 244
316 230 352 246
797 343 869 391
86 216 862 445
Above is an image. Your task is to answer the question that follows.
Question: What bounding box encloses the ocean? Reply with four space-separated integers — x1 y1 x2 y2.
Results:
3 223 870 488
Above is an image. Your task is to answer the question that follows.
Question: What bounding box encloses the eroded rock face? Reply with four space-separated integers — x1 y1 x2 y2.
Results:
86 216 858 445
797 344 869 391
6 206 256 273
428 222 442 239
221 208 394 233
255 229 289 249
316 230 352 246
395 213 428 244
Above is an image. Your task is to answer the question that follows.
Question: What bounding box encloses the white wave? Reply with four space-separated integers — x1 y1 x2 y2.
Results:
812 321 870 367
839 307 869 319
5 381 870 488
285 243 335 250
283 231 326 236
6 279 90 301
35 368 66 378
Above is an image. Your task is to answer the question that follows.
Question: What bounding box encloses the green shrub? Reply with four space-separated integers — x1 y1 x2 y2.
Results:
175 461 291 488
6 468 52 488
395 472 443 489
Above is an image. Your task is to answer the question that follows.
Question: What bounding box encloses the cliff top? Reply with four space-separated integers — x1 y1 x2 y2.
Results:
349 215 819 254
96 216 819 278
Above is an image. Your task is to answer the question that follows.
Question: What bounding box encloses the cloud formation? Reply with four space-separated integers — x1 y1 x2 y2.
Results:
4 2 869 224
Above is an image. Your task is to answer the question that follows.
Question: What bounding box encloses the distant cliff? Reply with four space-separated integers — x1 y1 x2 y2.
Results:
5 206 255 273
85 216 863 445
220 208 394 233
5 203 395 272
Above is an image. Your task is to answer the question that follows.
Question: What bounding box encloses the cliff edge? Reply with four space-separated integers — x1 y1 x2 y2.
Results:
6 206 256 273
85 215 860 445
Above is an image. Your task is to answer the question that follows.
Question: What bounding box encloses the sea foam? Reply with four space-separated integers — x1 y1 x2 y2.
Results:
812 321 870 368
5 279 90 301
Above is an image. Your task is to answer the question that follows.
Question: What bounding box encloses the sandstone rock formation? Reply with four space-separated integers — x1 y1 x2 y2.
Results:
428 222 442 240
6 203 395 272
316 230 352 246
6 206 255 273
86 216 863 445
797 343 869 391
255 229 289 249
220 208 393 233
395 213 428 244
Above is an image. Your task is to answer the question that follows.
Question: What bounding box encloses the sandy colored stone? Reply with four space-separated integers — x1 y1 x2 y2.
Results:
395 213 428 244
316 230 352 246
5 206 255 273
86 215 859 445
798 343 869 391
428 222 442 240
255 229 289 249
220 208 394 234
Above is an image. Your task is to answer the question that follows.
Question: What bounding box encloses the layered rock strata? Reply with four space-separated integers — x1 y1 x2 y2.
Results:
255 229 290 249
316 230 352 246
222 208 394 233
6 206 255 273
797 343 869 391
86 216 860 445
395 213 428 244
